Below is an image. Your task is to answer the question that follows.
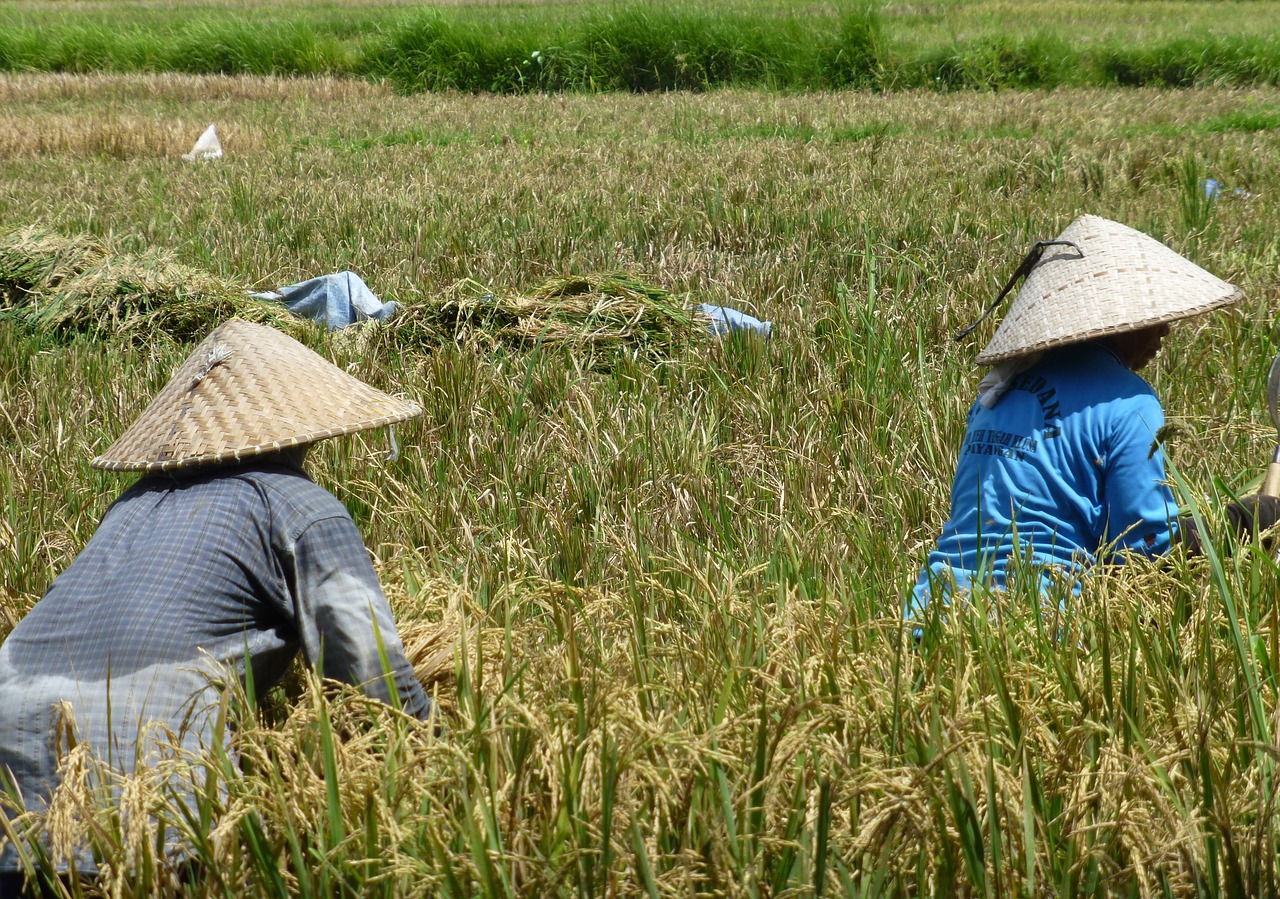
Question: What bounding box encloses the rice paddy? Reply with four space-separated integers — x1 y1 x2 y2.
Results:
2 23 1280 899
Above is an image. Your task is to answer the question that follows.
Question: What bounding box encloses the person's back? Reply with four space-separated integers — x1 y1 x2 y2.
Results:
5 465 323 686
911 343 1177 611
0 462 430 851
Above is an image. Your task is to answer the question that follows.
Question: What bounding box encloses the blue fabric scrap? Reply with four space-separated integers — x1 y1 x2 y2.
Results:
698 303 772 338
1203 178 1252 200
254 271 397 329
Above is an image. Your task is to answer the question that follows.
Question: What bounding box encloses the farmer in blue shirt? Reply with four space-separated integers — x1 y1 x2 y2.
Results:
0 320 432 890
912 215 1275 615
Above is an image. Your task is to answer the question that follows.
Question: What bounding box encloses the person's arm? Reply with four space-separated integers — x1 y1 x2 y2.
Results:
1180 494 1280 555
1100 394 1180 557
1227 494 1280 541
285 515 434 721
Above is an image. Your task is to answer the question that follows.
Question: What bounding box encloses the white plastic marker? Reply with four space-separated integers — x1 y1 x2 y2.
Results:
183 125 223 161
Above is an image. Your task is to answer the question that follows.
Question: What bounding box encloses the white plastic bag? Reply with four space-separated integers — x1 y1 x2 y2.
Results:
183 124 223 162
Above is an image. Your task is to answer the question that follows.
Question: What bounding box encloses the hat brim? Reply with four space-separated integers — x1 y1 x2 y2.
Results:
91 319 422 472
975 215 1242 365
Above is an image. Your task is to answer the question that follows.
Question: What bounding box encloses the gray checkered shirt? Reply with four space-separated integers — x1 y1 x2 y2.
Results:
0 462 431 862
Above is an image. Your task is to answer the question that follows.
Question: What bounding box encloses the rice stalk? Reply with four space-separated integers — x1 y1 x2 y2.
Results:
0 586 34 644
1 559 1279 896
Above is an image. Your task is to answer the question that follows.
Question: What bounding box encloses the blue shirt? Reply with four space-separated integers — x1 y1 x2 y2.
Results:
0 462 431 868
911 342 1178 613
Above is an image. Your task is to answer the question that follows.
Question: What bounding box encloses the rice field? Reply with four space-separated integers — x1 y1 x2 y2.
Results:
2 55 1280 898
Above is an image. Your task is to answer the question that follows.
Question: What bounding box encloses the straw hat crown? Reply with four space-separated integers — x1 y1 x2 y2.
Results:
92 319 421 472
976 215 1242 365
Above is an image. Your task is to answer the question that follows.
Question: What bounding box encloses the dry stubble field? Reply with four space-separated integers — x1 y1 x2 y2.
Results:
3 73 1280 896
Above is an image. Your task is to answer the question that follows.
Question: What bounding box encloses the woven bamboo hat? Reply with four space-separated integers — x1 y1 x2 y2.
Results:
92 319 421 472
973 215 1242 365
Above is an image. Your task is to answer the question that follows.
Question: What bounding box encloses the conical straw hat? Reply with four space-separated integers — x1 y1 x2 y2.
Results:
976 215 1242 365
92 319 421 472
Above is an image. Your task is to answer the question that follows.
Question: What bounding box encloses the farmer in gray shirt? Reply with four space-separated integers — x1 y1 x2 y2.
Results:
0 320 432 887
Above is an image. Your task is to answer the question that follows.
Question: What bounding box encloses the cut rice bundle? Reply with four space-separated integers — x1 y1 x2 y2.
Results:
0 226 299 342
374 273 709 366
2 227 708 358
0 227 107 308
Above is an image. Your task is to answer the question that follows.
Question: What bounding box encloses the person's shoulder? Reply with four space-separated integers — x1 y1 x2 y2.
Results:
235 465 352 525
1044 343 1158 400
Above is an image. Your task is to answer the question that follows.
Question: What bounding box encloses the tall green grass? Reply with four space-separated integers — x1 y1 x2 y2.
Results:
0 22 353 77
2 2 1280 91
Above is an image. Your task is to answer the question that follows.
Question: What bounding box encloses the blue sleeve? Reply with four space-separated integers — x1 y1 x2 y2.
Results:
1101 393 1178 557
286 516 434 721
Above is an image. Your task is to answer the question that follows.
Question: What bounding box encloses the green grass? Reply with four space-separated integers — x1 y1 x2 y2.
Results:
2 73 1280 895
1 0 1280 91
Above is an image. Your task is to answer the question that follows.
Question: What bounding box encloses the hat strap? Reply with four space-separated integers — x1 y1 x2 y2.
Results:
953 239 1083 341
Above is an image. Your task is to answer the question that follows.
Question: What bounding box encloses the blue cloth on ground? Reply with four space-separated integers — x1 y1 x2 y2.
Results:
909 342 1178 616
1203 178 1252 200
699 303 772 338
254 271 397 329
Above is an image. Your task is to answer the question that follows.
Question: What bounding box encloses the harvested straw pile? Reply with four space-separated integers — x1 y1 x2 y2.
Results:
0 228 106 304
374 273 709 364
1 228 706 359
0 226 298 342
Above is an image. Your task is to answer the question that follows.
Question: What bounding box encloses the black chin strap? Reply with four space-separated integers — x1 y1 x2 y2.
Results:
954 239 1084 341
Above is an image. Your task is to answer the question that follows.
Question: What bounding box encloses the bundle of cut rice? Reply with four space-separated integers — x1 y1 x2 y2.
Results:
2 227 708 357
0 227 106 309
379 273 708 365
0 226 299 342
399 620 459 703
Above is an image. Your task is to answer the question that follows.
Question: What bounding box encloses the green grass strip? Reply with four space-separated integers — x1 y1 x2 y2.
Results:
1 2 1278 92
